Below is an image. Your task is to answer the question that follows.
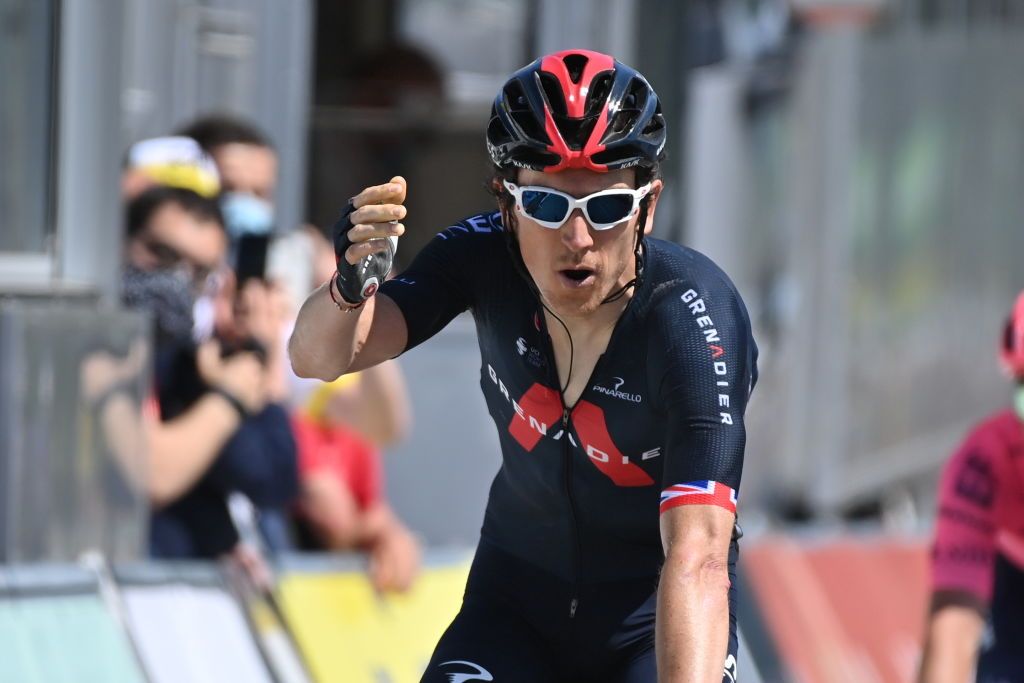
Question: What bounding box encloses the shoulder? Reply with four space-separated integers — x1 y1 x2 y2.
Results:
933 413 1024 537
940 410 1019 499
639 239 750 329
958 410 1019 457
433 211 506 242
647 239 739 288
409 211 508 267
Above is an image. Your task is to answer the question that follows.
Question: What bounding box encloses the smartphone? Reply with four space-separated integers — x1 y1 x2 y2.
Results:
235 234 269 284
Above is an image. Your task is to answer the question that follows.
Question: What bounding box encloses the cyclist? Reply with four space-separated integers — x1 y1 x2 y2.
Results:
918 291 1024 683
290 49 758 682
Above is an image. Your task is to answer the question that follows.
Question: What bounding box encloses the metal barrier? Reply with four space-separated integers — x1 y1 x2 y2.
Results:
0 301 150 564
0 563 146 683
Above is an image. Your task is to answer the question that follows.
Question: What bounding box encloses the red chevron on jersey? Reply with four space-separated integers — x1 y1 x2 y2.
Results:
572 400 655 487
509 383 563 452
660 480 737 514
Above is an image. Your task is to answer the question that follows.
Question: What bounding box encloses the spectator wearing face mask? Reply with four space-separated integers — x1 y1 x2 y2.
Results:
121 135 229 344
118 186 298 561
177 115 277 240
178 115 420 588
177 116 290 392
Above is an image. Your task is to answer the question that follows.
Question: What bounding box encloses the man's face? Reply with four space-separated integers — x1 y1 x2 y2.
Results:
512 168 660 316
210 143 277 201
129 202 227 288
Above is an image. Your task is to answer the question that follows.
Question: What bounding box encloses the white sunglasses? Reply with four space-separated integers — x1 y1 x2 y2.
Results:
503 180 652 231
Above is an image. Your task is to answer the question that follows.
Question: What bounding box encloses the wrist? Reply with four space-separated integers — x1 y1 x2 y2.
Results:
329 274 365 311
88 379 137 414
209 386 251 421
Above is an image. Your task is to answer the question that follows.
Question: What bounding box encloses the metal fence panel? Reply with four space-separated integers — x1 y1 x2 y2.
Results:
0 302 150 563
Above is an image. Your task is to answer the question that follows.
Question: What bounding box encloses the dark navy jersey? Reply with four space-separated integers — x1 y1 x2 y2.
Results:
380 211 758 583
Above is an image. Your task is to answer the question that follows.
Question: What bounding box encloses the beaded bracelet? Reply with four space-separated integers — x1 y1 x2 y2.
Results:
328 274 365 312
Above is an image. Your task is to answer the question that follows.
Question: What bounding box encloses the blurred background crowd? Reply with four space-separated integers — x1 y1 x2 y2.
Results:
2 0 1024 681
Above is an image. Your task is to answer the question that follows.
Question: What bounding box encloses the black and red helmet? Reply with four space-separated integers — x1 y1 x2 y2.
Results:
486 49 666 173
1001 291 1024 379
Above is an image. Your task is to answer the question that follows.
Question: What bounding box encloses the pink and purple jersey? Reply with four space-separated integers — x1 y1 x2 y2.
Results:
931 409 1024 675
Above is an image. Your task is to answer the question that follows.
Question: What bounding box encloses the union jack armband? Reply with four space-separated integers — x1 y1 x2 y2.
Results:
660 480 737 514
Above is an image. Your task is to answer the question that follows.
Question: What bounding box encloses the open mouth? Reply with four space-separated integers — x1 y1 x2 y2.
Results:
558 268 596 288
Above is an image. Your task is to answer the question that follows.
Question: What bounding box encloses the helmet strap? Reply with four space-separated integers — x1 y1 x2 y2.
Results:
600 200 648 305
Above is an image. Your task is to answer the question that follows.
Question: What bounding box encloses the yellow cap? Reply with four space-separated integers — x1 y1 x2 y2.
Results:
127 136 221 197
305 373 361 420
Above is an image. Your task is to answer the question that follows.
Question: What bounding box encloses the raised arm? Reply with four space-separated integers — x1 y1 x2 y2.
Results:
289 178 410 380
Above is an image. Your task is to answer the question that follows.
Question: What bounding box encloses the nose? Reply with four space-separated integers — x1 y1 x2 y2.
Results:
560 210 594 251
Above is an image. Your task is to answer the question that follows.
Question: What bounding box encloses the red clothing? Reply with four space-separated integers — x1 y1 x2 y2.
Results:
931 410 1024 602
291 413 382 511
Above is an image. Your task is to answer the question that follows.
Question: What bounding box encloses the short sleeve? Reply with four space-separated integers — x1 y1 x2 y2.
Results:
379 212 504 352
651 275 758 516
930 423 1007 603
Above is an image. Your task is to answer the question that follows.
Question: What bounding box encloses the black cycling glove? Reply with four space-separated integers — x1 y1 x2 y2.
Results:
332 200 398 305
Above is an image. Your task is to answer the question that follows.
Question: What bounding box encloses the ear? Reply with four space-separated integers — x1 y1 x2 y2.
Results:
497 198 517 236
642 179 664 236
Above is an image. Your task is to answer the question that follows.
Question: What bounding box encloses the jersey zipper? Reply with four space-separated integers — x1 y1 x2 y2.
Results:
538 310 584 620
538 299 638 621
562 406 581 619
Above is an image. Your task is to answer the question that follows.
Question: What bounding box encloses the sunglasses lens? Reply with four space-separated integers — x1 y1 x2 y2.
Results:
586 194 634 226
521 189 570 225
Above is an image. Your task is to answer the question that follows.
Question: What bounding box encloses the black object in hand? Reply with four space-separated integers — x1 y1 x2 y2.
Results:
332 201 396 305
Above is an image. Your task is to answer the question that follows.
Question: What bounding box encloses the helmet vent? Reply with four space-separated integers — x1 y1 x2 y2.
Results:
487 114 513 146
516 149 562 167
503 80 530 112
591 147 639 167
562 53 589 84
641 102 665 137
538 72 567 117
504 79 550 145
584 73 613 118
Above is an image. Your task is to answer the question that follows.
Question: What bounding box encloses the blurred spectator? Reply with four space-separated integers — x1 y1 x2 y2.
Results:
122 136 228 341
267 227 416 591
280 226 419 591
179 114 276 200
178 115 277 239
123 185 226 306
292 371 419 592
178 113 419 590
178 116 279 342
918 291 1024 682
121 135 221 200
117 185 298 561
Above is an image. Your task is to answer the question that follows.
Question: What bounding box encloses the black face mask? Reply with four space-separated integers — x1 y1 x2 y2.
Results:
121 264 195 345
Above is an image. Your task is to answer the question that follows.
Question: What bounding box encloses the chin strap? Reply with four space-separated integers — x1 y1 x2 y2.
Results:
600 200 648 305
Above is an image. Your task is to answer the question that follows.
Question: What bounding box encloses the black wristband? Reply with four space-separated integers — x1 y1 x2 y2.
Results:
210 386 251 421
